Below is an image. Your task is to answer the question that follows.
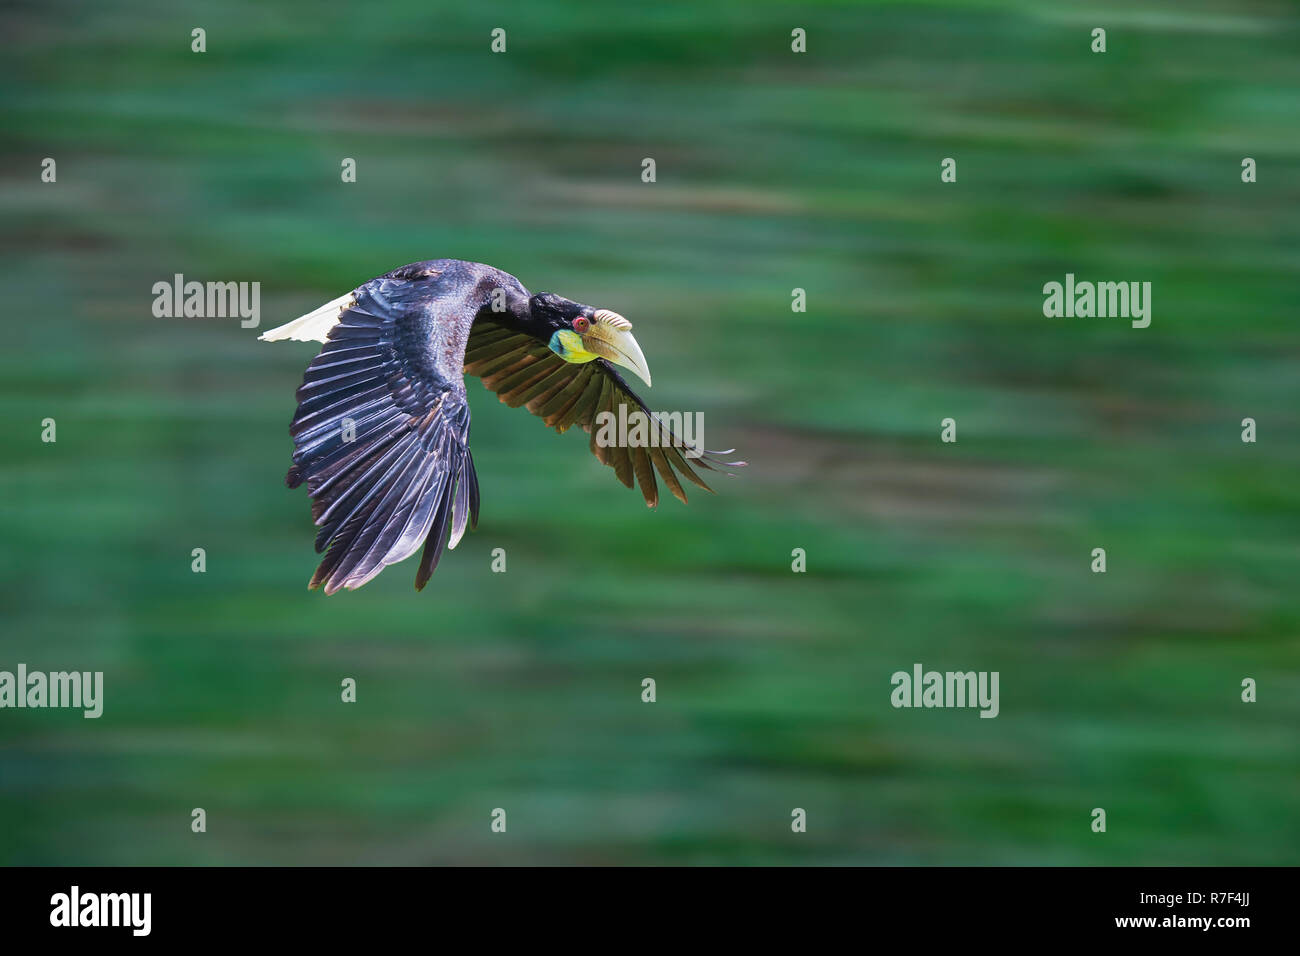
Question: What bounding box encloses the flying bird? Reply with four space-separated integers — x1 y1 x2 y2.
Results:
261 259 743 594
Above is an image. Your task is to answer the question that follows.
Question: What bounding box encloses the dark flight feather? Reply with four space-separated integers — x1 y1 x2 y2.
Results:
285 261 499 593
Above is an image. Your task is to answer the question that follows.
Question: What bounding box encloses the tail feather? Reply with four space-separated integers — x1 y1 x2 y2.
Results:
259 293 355 343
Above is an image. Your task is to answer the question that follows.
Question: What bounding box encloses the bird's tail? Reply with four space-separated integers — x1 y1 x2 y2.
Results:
258 292 354 343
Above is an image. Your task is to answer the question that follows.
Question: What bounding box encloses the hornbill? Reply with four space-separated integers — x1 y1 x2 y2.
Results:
261 259 743 594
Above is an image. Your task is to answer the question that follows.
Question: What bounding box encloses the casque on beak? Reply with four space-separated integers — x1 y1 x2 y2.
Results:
581 310 652 387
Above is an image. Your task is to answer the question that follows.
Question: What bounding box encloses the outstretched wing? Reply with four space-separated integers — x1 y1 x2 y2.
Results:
462 318 741 508
285 273 480 594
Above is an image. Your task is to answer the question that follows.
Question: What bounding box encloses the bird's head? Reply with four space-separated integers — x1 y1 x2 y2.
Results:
530 293 652 387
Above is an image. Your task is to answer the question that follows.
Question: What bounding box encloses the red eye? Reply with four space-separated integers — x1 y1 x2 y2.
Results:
573 316 590 333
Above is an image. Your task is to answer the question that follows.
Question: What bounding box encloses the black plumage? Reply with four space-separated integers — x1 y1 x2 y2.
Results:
271 259 741 593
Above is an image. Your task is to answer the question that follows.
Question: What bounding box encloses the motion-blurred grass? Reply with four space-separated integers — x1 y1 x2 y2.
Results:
1 0 1297 864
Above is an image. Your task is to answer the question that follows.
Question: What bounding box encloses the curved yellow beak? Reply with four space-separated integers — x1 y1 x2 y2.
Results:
581 310 652 387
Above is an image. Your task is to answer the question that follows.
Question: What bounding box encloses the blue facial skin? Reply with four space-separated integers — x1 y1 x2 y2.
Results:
547 329 591 363
547 330 567 358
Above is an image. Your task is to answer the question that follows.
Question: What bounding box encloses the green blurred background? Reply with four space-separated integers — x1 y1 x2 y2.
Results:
2 0 1298 865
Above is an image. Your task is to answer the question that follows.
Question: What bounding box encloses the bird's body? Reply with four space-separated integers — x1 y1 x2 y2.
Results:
261 259 741 594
